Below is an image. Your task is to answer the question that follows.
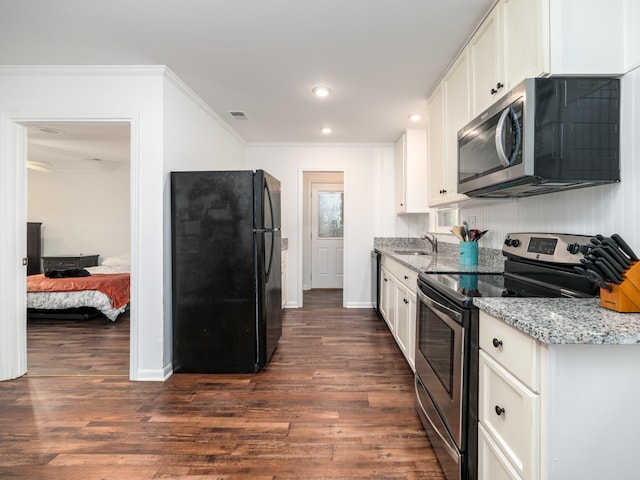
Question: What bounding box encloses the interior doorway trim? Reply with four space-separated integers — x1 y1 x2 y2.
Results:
298 168 346 308
2 112 139 381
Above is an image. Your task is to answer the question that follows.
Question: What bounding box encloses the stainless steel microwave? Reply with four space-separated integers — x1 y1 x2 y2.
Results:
457 77 620 198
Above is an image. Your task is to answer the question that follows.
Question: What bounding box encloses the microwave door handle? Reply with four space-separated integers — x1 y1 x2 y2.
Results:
494 106 521 167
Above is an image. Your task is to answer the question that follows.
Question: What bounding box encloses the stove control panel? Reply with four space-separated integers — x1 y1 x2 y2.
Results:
503 232 593 264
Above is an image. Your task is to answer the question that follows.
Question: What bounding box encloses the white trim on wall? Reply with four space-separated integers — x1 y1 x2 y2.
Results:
298 168 346 307
1 112 139 381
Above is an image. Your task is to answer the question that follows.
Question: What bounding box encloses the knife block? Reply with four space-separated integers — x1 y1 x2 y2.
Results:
599 261 640 313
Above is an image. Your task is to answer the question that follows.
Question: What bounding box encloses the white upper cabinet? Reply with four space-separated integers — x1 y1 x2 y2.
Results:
428 51 471 207
470 0 548 117
426 84 445 207
426 0 630 207
469 7 504 116
502 0 548 88
395 129 428 213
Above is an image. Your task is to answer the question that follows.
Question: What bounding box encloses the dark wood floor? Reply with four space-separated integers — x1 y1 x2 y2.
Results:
27 312 130 376
1 290 444 479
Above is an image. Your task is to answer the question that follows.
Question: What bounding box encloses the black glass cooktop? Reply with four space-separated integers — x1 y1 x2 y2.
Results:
418 272 507 307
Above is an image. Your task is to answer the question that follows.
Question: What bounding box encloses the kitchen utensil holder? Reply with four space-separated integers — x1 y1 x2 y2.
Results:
599 261 640 313
459 241 478 265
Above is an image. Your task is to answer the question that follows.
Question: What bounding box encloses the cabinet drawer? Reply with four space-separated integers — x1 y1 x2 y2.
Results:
479 351 539 480
42 255 99 271
479 311 540 391
382 256 418 291
478 423 523 480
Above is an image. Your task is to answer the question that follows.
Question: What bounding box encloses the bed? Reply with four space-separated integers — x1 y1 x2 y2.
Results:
27 254 130 322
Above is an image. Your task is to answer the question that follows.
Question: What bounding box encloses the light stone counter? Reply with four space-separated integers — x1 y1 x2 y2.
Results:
473 296 640 345
374 237 504 274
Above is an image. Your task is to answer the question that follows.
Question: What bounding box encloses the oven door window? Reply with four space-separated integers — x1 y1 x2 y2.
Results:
419 304 457 397
416 288 465 404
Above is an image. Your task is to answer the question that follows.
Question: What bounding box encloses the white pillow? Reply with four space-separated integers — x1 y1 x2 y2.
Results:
102 253 130 267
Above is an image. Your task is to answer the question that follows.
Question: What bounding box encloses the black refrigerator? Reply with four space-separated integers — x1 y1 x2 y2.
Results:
170 170 282 373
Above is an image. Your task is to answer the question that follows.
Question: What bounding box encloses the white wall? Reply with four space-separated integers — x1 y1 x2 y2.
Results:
0 66 165 381
301 171 344 290
28 166 130 260
0 66 245 381
162 73 245 368
245 143 396 308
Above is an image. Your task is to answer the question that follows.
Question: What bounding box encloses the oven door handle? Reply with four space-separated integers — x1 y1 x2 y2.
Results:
415 379 460 460
417 285 463 324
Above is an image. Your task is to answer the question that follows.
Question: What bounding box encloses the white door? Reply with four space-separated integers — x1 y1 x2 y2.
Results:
311 183 344 289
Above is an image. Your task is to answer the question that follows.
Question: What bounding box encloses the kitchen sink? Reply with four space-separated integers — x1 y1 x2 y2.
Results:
393 249 431 256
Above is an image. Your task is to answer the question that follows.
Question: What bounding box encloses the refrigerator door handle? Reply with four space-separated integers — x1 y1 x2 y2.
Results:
263 178 276 282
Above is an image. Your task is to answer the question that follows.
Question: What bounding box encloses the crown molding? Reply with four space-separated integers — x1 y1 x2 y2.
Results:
0 65 246 144
0 65 167 77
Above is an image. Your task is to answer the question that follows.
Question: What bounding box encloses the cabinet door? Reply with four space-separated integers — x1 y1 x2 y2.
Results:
281 249 287 308
470 7 504 116
478 424 523 480
396 130 428 213
502 0 548 90
479 351 539 480
427 84 446 206
395 282 410 356
395 133 406 213
380 266 396 333
406 291 416 370
393 277 416 371
443 51 471 204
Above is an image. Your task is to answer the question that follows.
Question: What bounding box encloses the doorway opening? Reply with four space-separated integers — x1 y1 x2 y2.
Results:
25 122 131 377
302 171 344 295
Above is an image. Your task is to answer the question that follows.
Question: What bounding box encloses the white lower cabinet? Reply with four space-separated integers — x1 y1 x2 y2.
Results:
479 351 539 480
478 423 522 480
380 265 396 334
394 281 416 371
379 256 417 371
281 248 287 308
479 310 640 479
479 311 541 480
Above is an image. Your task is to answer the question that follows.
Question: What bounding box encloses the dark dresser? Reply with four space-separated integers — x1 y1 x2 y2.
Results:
27 222 42 275
42 255 99 273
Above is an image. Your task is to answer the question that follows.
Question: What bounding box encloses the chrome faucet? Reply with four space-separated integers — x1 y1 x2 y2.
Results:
420 233 438 254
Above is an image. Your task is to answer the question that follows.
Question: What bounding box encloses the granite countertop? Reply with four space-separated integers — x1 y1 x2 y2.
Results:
374 237 504 274
281 238 288 250
374 237 640 346
473 297 640 345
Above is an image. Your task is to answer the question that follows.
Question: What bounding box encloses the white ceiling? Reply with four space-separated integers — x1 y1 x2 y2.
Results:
2 0 494 146
27 123 131 170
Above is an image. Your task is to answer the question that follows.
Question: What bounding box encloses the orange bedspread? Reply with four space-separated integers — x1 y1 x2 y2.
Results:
27 273 130 309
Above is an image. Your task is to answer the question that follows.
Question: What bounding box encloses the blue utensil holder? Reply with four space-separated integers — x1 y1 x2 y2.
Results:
459 241 478 265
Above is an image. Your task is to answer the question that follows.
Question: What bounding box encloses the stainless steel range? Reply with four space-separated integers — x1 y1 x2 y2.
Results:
414 233 599 480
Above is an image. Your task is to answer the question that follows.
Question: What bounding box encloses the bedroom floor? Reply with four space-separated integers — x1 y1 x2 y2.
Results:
3 291 444 479
27 312 129 376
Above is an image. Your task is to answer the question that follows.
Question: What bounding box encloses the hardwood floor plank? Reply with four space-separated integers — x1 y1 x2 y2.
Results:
0 290 444 479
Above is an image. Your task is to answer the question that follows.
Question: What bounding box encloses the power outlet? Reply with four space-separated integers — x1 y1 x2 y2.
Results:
468 216 476 228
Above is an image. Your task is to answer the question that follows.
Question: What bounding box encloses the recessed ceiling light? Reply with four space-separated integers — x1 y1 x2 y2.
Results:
409 114 422 122
37 127 65 135
320 127 332 135
312 85 332 98
26 160 55 173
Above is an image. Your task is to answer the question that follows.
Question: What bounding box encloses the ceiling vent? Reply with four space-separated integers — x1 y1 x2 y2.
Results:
228 111 248 121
